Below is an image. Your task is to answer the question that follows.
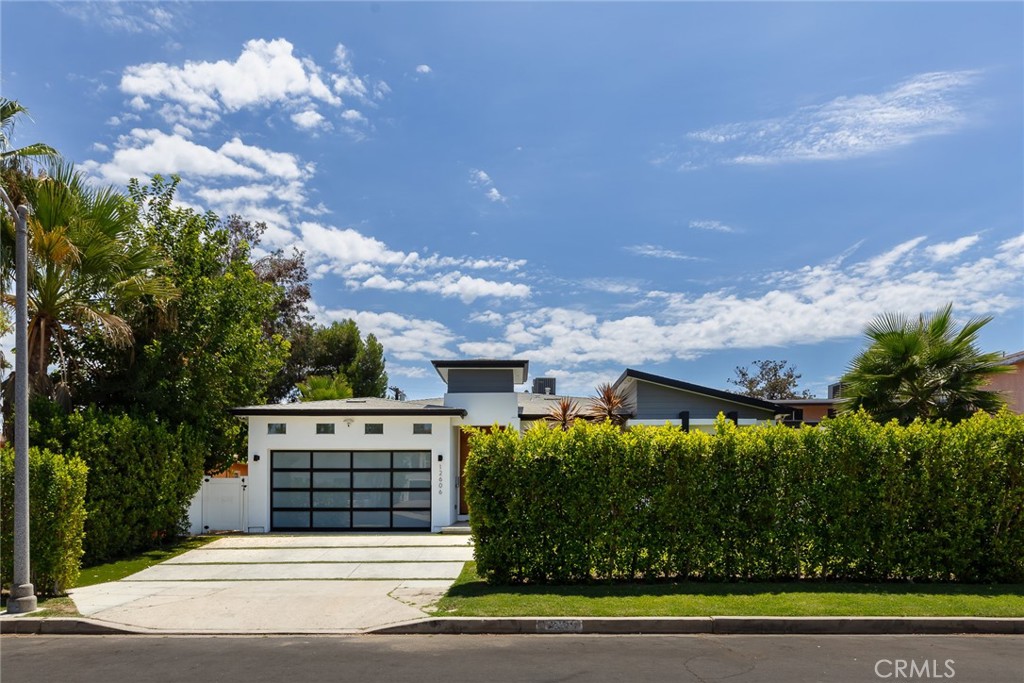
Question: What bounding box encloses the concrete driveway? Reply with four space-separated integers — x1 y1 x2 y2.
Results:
68 534 473 634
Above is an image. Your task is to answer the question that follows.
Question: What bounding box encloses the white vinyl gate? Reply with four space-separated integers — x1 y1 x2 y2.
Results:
187 476 247 534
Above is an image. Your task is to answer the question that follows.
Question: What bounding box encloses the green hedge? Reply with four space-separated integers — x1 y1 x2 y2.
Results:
466 411 1024 584
32 406 205 565
1 447 88 595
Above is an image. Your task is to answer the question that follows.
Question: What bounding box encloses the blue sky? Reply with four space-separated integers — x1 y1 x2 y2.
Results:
4 1 1023 399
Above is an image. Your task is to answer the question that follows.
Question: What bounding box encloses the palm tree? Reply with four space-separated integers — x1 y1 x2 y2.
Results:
546 397 581 430
297 373 353 401
841 303 1012 424
1 161 177 395
583 382 634 427
1 98 58 164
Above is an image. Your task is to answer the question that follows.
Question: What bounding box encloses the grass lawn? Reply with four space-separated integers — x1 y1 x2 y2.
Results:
433 563 1024 618
74 535 218 587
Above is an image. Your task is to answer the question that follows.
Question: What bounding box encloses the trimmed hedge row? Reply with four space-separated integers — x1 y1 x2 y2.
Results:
465 411 1024 584
33 406 205 565
0 447 88 595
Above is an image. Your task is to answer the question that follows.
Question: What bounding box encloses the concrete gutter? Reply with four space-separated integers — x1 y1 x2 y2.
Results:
3 616 1022 636
371 616 1024 636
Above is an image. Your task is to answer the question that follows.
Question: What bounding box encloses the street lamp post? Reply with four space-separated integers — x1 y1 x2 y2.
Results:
0 186 36 614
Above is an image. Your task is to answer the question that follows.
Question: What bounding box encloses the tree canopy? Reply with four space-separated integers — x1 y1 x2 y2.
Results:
840 304 1010 424
728 359 813 400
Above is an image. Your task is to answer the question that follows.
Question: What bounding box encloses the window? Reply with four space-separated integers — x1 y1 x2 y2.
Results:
364 423 384 435
316 423 335 435
413 423 432 435
268 423 286 435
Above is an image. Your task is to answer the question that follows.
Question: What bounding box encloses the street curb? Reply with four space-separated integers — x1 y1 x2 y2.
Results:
3 616 1022 637
0 617 141 636
370 616 1024 636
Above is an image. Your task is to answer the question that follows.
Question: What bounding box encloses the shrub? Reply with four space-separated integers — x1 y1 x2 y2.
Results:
466 411 1024 584
32 406 205 565
0 447 88 595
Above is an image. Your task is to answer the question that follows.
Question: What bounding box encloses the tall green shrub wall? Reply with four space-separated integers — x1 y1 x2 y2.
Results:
466 411 1024 584
32 407 205 565
1 447 88 595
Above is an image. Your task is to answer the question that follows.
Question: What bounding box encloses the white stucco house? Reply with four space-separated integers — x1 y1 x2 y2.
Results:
227 359 784 533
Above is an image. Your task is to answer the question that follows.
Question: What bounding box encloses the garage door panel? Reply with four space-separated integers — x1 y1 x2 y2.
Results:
394 452 431 468
313 511 350 528
273 491 310 507
353 452 390 468
313 451 350 468
273 472 310 488
313 471 350 488
271 450 431 531
313 491 350 508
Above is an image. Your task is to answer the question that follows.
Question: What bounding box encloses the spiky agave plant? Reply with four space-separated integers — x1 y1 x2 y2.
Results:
583 382 634 427
546 397 581 430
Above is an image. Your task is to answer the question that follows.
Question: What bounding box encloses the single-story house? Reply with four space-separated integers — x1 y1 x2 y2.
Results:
229 359 786 534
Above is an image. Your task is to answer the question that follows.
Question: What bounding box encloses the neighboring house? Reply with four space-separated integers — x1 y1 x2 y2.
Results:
774 398 839 426
984 350 1024 414
229 359 785 534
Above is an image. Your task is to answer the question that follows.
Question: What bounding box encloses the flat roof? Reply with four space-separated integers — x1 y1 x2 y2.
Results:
230 397 466 417
431 359 529 384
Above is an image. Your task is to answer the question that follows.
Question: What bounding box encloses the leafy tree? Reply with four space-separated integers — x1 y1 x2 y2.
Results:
583 383 633 427
297 374 353 402
270 320 389 401
1 162 177 400
841 304 1011 424
349 333 388 398
728 359 814 400
82 175 288 470
0 98 57 165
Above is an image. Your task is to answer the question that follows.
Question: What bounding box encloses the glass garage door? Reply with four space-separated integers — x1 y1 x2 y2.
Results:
271 451 431 531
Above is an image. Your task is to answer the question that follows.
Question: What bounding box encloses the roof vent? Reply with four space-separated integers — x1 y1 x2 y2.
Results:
532 377 556 396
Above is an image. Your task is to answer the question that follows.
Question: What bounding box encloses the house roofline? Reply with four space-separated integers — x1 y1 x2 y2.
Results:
431 359 529 384
613 368 785 413
229 407 467 417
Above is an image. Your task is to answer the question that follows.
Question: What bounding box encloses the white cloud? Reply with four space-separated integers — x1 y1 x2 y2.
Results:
581 278 643 295
121 38 340 117
538 368 623 397
83 129 309 186
356 275 408 291
489 234 1023 368
415 64 432 74
341 109 366 123
408 272 531 303
666 70 981 168
458 341 516 358
90 142 109 152
469 168 508 203
689 219 737 233
925 234 980 262
299 221 412 273
314 307 456 362
172 123 193 138
624 244 702 261
61 2 185 34
291 109 327 131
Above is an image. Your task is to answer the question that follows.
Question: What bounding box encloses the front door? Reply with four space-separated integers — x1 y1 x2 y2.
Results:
458 427 493 515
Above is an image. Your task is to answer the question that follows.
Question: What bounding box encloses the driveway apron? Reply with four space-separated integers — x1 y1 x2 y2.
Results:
68 534 473 633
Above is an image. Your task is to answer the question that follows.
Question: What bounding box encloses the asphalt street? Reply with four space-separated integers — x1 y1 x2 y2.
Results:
2 634 1022 683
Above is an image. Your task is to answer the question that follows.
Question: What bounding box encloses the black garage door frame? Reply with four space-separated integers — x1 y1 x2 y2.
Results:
270 450 431 531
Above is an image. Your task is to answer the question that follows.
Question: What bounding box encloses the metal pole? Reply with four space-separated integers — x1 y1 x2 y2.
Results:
1 188 36 613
